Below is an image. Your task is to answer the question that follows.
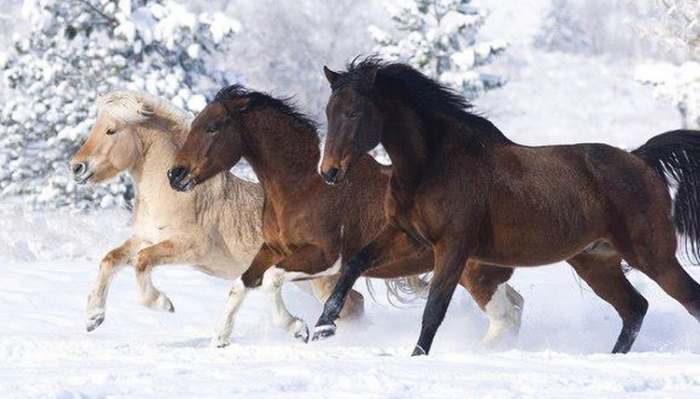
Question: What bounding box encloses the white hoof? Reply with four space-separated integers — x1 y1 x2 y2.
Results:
86 292 106 332
311 323 336 341
292 319 310 343
212 334 231 348
143 293 175 313
481 322 519 349
86 310 105 332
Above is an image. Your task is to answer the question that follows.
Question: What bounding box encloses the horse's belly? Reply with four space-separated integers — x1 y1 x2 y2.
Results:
192 249 256 280
478 201 606 265
475 224 603 266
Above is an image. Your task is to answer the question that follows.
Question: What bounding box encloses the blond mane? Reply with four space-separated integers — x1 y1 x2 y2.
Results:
97 90 194 145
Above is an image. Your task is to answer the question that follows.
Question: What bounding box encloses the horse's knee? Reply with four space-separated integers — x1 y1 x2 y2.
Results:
241 265 267 288
484 284 522 323
101 249 125 269
134 250 153 273
228 278 246 297
261 267 286 292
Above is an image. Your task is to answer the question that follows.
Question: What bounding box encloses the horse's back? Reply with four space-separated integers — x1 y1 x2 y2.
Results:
474 142 663 265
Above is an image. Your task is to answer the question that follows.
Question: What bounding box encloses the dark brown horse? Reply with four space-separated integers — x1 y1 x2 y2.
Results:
314 57 700 356
168 85 525 347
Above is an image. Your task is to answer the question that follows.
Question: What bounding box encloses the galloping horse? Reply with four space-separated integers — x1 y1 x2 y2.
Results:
70 91 363 334
314 57 700 355
168 85 525 347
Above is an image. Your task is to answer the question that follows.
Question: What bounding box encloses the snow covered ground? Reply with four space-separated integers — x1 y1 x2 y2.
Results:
2 206 700 398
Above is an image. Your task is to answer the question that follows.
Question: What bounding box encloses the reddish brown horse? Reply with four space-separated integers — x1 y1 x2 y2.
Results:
168 85 525 347
314 57 700 355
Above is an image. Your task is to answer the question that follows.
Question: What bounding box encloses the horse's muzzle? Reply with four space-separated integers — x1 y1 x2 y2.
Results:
70 161 93 184
168 166 196 192
321 167 341 185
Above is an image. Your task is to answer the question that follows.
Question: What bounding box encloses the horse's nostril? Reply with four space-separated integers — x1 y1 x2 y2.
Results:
322 167 339 184
167 166 188 184
72 162 87 176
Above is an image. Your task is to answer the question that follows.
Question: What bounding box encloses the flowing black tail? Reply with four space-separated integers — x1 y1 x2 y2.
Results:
633 129 700 263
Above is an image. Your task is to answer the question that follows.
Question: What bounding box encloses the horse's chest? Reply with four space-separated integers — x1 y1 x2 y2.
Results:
386 188 433 244
134 212 171 242
261 204 305 255
134 202 192 242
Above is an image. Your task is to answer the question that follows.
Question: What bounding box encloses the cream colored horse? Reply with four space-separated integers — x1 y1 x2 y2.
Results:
70 91 363 341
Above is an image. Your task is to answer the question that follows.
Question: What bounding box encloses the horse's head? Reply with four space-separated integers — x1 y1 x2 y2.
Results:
320 62 384 185
70 93 152 184
169 96 248 192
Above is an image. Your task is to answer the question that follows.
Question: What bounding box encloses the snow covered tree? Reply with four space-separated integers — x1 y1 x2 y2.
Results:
0 0 240 209
368 0 506 101
634 0 700 128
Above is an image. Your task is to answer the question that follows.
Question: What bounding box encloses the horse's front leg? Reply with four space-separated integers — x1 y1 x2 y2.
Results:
86 237 142 332
309 275 365 321
261 266 311 342
412 238 469 356
133 238 199 313
214 243 282 348
312 224 416 340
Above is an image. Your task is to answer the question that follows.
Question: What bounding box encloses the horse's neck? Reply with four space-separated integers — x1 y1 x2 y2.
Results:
244 118 320 198
129 128 181 203
380 102 432 186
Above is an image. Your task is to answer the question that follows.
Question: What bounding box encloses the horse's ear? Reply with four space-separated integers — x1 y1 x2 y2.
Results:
138 103 155 117
235 97 251 112
324 66 340 86
224 97 250 113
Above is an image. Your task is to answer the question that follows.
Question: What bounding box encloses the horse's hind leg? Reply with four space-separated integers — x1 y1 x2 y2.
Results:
567 251 648 353
460 261 523 348
625 252 700 323
612 213 700 324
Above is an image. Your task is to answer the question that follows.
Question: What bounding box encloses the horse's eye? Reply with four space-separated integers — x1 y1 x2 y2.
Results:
346 111 359 119
106 128 116 136
206 125 217 134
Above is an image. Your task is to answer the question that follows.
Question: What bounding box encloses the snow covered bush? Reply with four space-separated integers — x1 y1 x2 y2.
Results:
634 1 700 128
536 0 641 57
636 62 700 128
215 0 384 120
368 0 506 101
0 0 240 209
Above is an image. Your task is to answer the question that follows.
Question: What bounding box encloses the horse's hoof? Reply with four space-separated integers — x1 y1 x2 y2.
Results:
411 345 427 356
144 294 175 313
293 321 310 343
157 294 175 313
212 335 231 348
86 312 105 332
311 324 336 341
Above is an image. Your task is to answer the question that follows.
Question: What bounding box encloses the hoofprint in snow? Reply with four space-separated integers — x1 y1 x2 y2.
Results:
1 207 700 398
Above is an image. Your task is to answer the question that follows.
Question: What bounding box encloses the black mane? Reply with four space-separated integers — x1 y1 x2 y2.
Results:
336 57 508 142
215 84 318 133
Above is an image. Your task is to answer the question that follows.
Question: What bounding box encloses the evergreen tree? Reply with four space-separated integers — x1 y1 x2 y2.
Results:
634 0 700 128
0 0 240 209
369 0 506 100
